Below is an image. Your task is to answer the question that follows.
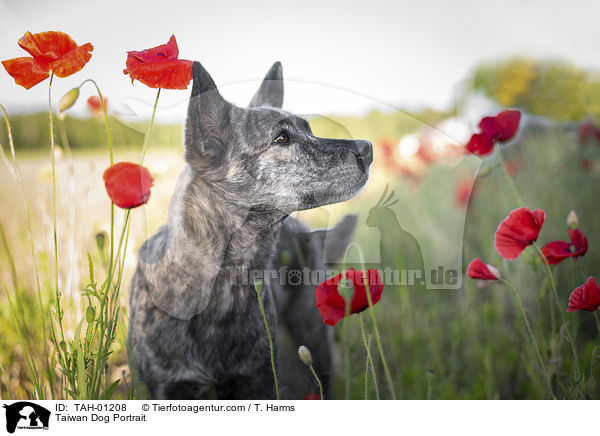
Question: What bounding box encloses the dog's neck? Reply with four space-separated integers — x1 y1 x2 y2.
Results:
177 166 286 271
142 164 285 318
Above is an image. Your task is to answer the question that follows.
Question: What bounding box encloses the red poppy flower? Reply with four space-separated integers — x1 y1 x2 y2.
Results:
465 133 494 156
315 268 384 326
87 95 106 114
541 228 588 265
123 35 192 89
466 258 500 281
464 109 521 157
567 277 600 312
478 110 521 142
103 162 153 209
494 207 545 260
2 31 93 89
303 394 321 400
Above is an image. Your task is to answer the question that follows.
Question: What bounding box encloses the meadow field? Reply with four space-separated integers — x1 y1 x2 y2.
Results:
1 99 599 400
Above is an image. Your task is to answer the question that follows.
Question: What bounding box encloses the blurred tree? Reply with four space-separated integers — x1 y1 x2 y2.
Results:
469 57 600 122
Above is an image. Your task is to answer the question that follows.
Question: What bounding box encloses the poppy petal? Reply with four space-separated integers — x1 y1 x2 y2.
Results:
568 228 588 258
48 43 93 78
18 31 78 64
315 272 345 326
123 59 193 89
87 95 105 113
568 277 600 312
124 35 179 72
479 110 521 142
494 207 545 260
315 268 384 326
466 258 499 280
465 133 495 156
1 57 50 89
103 162 154 209
541 241 571 265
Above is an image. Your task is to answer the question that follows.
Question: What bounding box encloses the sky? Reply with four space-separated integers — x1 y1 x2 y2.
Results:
1 0 599 122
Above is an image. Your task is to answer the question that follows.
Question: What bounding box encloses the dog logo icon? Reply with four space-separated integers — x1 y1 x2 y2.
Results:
2 402 50 433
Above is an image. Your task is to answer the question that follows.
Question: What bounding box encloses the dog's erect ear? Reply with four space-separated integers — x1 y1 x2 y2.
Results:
313 214 358 263
185 61 231 160
249 61 284 108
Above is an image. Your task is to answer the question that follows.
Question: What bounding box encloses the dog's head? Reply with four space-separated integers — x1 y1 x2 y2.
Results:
184 61 372 213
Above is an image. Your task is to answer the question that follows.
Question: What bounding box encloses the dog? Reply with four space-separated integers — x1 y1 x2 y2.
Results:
128 60 372 399
272 214 357 399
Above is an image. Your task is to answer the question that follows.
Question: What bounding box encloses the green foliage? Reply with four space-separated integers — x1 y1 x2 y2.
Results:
468 57 600 122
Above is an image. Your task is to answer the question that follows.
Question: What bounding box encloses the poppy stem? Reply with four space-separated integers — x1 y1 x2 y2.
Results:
594 311 600 336
78 79 114 164
49 73 60 298
343 299 352 399
77 79 115 276
139 88 161 166
253 280 280 400
358 314 380 400
497 148 524 206
307 364 324 400
346 242 397 399
499 278 556 399
531 241 581 375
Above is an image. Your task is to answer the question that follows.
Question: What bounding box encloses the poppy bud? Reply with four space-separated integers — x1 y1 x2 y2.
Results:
95 231 107 252
567 210 578 229
86 306 95 323
486 264 501 280
59 87 80 113
254 279 264 296
478 166 492 178
298 345 313 366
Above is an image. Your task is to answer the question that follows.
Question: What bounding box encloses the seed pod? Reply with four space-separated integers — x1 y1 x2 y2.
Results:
86 306 95 323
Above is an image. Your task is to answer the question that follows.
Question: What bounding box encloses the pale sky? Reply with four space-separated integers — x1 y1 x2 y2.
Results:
1 0 599 121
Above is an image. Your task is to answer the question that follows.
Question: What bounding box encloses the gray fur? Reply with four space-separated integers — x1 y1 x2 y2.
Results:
128 61 372 399
272 214 357 399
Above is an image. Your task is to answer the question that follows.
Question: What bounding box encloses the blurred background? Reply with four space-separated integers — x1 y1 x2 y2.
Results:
1 0 600 399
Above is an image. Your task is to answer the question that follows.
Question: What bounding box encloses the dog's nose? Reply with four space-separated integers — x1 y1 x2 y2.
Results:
355 140 373 165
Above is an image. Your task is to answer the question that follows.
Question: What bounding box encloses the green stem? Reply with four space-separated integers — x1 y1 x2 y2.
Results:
359 314 379 400
500 278 555 399
77 79 113 164
594 311 600 336
497 148 524 206
346 242 397 399
254 281 279 400
0 105 45 321
49 73 59 298
139 88 161 165
2 283 43 398
0 220 18 290
77 79 115 278
0 362 11 400
308 365 324 400
343 294 352 399
532 241 581 374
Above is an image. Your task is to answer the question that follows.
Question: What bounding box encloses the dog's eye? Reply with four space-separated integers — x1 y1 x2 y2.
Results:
274 131 289 144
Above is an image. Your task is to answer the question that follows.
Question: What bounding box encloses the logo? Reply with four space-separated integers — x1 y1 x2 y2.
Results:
2 402 50 434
